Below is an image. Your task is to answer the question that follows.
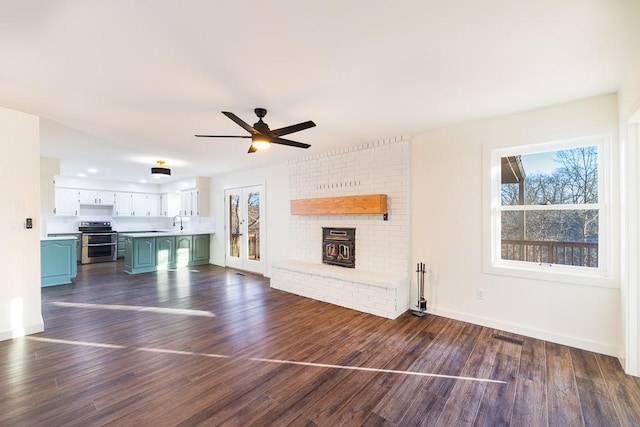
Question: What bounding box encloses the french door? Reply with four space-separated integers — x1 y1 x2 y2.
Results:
224 185 265 274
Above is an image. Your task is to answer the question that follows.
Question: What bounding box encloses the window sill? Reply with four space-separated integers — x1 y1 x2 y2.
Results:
484 261 618 289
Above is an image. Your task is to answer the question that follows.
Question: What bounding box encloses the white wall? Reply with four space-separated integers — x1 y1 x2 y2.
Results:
0 106 43 341
619 59 640 122
209 162 289 276
54 176 163 193
412 93 621 356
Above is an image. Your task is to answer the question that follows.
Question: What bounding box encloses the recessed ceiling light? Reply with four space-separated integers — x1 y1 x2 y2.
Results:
77 173 86 177
88 168 98 173
139 179 147 183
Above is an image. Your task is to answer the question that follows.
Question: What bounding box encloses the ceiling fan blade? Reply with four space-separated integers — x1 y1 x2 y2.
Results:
271 120 316 137
222 111 260 135
194 134 251 138
248 144 257 153
272 137 311 149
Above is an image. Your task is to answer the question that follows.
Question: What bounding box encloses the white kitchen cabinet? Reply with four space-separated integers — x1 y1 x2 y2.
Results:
130 193 162 216
77 190 94 205
114 192 133 216
78 190 115 205
179 191 191 216
54 188 79 216
114 192 163 216
131 193 147 216
162 193 181 217
180 189 209 216
146 194 162 216
97 191 115 205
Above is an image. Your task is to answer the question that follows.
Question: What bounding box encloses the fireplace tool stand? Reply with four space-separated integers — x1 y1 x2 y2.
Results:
411 262 428 317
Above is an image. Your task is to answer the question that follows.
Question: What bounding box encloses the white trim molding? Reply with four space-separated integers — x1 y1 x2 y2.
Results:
621 119 639 376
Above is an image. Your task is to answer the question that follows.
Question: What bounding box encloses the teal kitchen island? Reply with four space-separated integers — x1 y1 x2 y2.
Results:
122 231 212 274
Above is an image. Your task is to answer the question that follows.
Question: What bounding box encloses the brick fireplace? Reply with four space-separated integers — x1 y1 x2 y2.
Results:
271 136 411 319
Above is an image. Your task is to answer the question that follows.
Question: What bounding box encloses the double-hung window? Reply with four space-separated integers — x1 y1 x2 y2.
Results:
486 135 613 286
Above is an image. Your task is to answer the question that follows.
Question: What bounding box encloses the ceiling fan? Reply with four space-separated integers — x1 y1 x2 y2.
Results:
195 108 316 153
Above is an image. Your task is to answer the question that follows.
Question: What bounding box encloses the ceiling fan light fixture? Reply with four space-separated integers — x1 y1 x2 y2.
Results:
195 108 315 153
251 137 271 150
151 160 171 178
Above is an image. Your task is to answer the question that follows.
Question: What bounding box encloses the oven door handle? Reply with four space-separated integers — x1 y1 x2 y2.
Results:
84 242 117 247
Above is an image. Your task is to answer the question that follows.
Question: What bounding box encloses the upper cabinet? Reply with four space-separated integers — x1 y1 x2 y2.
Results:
162 193 181 217
180 189 209 216
78 190 115 206
116 192 163 216
52 177 209 218
180 190 193 216
114 192 132 216
131 193 147 216
147 194 162 217
54 188 79 216
179 179 209 217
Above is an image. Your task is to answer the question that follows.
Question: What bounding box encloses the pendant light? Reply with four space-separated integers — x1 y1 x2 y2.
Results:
151 160 171 177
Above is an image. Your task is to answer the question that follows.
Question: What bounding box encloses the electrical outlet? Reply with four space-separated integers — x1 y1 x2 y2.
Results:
25 218 33 229
476 289 485 300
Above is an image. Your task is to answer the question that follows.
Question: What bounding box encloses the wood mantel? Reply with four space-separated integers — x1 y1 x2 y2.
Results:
290 194 387 216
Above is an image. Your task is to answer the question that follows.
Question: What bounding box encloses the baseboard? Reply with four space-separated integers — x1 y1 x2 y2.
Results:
0 321 44 342
429 306 619 357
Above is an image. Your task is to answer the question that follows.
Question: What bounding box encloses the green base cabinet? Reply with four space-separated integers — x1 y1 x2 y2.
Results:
117 234 125 259
47 233 81 262
156 236 176 269
191 234 210 266
175 235 192 268
41 238 78 287
124 233 210 274
118 231 149 259
124 236 157 274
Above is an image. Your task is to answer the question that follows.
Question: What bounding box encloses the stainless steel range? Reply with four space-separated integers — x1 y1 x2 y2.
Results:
78 221 117 264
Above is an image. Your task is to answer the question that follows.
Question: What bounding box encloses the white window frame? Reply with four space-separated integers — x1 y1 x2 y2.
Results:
483 134 616 288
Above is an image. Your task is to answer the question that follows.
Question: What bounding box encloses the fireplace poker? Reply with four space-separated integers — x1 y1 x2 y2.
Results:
411 262 428 317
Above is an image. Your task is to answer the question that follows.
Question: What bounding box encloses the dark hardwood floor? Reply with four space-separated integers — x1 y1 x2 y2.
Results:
2 261 640 426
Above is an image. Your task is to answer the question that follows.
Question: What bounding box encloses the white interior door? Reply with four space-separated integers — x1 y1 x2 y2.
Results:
224 185 265 274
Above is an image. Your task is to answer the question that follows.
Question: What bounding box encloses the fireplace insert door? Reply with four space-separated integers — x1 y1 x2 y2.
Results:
224 185 265 274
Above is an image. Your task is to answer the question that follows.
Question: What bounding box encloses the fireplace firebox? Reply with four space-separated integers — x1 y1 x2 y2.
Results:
322 227 355 268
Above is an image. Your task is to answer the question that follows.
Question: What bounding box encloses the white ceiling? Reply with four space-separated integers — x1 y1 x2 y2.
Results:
1 1 639 183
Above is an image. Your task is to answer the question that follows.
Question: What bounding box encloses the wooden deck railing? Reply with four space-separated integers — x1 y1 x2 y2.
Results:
501 239 598 267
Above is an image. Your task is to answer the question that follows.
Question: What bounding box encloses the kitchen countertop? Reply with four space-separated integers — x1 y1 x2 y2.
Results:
41 236 78 241
119 230 215 238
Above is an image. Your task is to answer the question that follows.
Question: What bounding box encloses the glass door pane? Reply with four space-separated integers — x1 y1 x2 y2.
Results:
229 194 240 258
247 191 260 261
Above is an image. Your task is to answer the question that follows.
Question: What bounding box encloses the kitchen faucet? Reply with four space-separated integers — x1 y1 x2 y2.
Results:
172 215 183 231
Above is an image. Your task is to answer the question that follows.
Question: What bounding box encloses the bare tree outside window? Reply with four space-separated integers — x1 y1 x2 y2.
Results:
500 145 599 267
247 192 260 261
229 194 240 258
